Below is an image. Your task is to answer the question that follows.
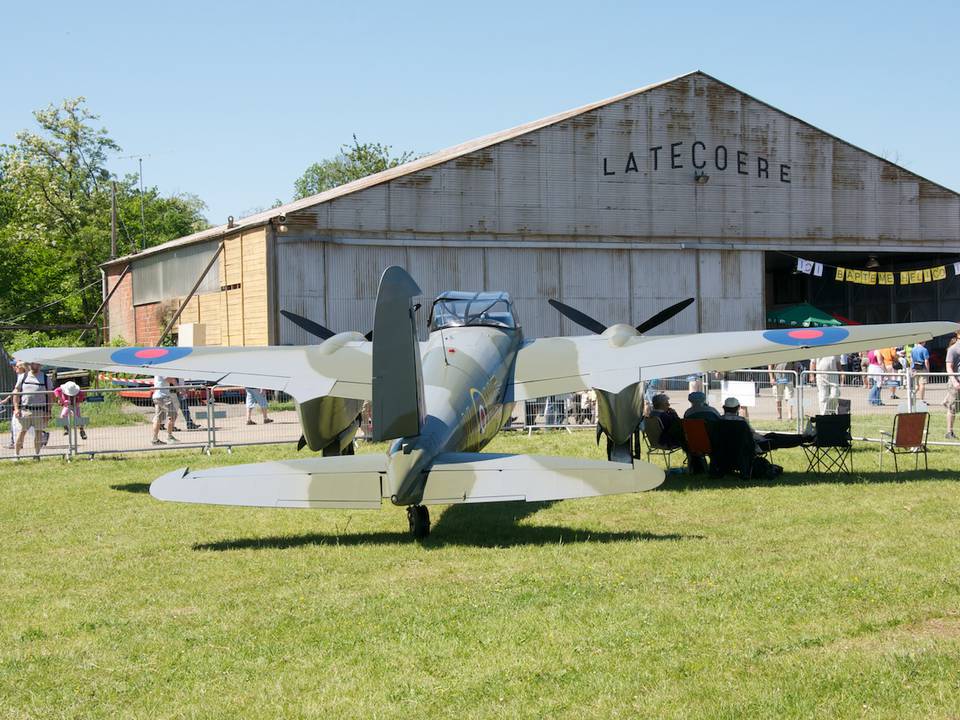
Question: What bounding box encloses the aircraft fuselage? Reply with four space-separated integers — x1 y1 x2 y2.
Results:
387 325 522 506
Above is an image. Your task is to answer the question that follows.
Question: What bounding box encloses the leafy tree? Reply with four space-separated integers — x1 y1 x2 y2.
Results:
294 135 418 198
0 98 208 342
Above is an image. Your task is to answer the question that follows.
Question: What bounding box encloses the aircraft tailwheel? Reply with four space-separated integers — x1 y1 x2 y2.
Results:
407 505 430 539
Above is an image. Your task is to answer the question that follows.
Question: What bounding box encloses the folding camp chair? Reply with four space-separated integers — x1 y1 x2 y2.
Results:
803 414 852 475
641 416 683 469
879 412 929 471
681 418 712 474
708 420 759 479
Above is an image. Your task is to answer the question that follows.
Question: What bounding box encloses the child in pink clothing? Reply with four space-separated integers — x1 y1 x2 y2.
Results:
53 381 87 439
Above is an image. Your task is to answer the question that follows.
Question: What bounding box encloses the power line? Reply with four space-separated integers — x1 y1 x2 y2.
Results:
0 280 101 324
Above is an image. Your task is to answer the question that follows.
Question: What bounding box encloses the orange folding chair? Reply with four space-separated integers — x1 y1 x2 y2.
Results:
879 412 929 471
681 417 713 475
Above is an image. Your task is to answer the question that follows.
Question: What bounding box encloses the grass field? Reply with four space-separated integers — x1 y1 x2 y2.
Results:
3 431 960 719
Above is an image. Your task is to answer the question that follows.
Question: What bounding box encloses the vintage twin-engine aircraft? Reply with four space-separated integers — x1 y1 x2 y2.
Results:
16 266 956 538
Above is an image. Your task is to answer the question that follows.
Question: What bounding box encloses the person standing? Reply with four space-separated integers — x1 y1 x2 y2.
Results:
767 361 795 421
944 336 960 439
879 346 899 400
12 363 52 460
911 340 931 401
812 354 841 415
866 349 884 406
2 360 26 449
244 387 273 425
151 376 179 445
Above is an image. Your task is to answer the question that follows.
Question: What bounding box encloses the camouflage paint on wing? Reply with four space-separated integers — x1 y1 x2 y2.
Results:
509 321 957 399
150 455 388 509
420 452 664 505
15 333 374 402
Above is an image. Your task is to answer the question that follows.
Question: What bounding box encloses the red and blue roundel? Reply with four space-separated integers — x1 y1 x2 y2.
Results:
762 327 850 347
110 346 193 365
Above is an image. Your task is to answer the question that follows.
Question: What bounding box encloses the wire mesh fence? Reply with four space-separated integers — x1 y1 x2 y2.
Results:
3 368 960 461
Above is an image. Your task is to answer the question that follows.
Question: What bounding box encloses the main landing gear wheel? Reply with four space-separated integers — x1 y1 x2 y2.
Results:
407 505 430 539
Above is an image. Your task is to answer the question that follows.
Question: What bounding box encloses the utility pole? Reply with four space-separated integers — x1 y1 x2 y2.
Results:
138 157 146 251
110 181 118 259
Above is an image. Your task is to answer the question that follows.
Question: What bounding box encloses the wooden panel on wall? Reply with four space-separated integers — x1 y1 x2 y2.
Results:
241 228 268 345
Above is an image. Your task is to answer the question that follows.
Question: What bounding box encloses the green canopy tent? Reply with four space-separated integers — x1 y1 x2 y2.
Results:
766 302 843 328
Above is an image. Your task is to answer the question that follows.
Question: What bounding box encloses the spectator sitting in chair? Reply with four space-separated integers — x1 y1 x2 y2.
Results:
683 391 720 420
649 393 681 447
721 397 812 453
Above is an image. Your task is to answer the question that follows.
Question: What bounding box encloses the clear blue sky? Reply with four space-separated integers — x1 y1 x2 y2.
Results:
3 0 958 227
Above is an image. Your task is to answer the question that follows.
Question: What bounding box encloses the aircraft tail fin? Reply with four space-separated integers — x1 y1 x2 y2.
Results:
419 453 665 505
371 266 425 441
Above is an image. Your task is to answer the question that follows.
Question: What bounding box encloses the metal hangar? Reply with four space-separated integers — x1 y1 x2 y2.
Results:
101 70 960 347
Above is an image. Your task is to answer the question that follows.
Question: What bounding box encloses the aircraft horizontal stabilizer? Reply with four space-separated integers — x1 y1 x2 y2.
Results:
150 455 388 509
420 453 664 505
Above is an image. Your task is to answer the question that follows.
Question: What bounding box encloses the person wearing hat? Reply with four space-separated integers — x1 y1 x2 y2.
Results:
648 393 682 447
53 380 87 440
683 391 720 420
721 396 810 453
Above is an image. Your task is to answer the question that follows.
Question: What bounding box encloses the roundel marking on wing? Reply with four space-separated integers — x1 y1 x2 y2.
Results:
110 346 194 365
762 327 850 347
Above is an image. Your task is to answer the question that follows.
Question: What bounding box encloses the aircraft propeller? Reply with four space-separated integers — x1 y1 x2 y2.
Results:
547 297 695 335
280 309 374 342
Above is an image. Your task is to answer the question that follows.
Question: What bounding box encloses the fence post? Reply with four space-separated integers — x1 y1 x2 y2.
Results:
797 370 806 426
67 399 76 459
906 366 914 413
793 369 802 434
207 387 216 451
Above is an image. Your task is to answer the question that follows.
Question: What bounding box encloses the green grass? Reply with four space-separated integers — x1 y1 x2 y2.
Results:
3 433 960 719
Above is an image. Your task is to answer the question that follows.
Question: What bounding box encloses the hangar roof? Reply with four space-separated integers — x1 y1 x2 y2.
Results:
105 70 957 267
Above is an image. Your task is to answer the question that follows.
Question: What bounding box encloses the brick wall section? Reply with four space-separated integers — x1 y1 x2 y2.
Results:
105 266 135 344
134 303 162 346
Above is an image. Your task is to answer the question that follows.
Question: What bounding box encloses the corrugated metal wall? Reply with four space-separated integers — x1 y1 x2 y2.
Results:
275 242 757 344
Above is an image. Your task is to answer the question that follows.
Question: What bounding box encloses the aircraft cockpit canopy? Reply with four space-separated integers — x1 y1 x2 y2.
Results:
430 291 517 331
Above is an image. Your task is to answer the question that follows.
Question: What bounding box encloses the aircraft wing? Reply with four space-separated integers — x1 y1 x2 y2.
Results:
14 332 372 402
509 321 957 399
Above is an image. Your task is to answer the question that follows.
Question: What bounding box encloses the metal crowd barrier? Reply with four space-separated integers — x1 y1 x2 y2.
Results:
3 367 959 461
0 389 70 461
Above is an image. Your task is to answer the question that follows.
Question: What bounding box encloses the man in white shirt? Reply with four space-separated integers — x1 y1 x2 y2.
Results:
151 376 179 445
812 355 841 415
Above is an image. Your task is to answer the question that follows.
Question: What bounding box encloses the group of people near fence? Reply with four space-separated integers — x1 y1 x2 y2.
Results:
0 360 88 460
1 359 279 457
150 377 273 445
649 390 816 477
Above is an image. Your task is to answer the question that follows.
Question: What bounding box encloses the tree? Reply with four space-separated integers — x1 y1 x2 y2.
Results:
293 135 418 199
0 98 208 344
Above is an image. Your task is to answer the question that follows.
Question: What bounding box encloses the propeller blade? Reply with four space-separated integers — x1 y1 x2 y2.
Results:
548 299 608 335
635 298 695 334
280 310 335 341
297 435 307 451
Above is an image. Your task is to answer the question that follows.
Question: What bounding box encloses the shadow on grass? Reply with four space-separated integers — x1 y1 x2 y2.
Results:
660 468 960 492
193 501 700 550
110 482 152 494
